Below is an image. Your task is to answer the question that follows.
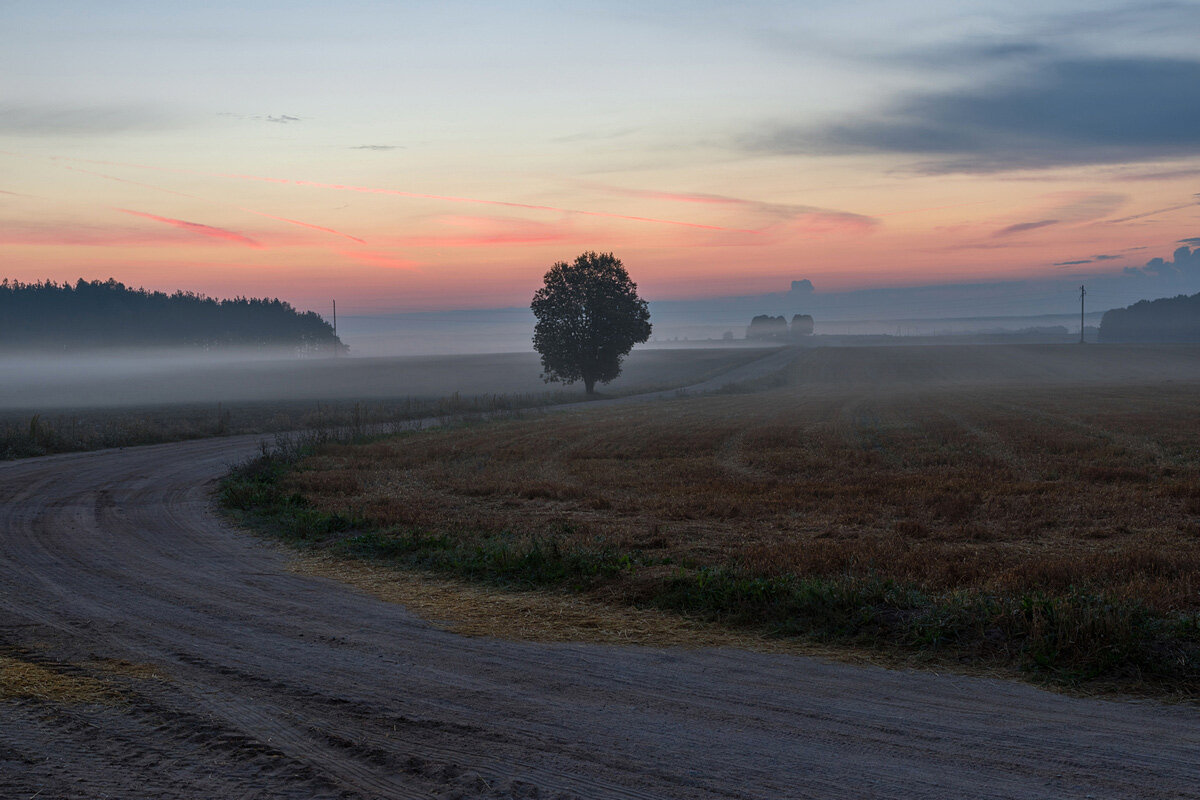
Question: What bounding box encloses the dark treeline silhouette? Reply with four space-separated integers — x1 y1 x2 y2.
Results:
0 278 346 353
746 314 814 340
746 315 788 340
1099 292 1200 343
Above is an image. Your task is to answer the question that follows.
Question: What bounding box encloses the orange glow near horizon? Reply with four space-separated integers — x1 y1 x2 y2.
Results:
1 148 1197 315
4 5 1200 319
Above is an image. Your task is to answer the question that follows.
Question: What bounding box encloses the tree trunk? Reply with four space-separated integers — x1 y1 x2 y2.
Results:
584 376 596 396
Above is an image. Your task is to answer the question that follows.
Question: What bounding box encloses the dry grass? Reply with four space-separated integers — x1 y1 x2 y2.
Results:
0 655 120 704
292 552 858 654
288 345 1200 615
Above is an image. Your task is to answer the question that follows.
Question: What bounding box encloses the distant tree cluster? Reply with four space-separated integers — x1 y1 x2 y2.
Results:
746 313 814 340
0 278 346 353
1099 292 1200 342
747 315 788 339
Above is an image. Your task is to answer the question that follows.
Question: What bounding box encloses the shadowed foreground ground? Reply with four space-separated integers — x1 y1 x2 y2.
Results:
2 353 1200 797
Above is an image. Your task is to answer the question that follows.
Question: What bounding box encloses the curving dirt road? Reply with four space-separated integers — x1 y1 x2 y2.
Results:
3 352 1200 798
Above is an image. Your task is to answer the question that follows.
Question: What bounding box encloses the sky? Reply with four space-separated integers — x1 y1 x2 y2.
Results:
2 0 1199 316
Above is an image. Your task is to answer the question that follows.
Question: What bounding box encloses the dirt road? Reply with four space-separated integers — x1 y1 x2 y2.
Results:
3 353 1200 798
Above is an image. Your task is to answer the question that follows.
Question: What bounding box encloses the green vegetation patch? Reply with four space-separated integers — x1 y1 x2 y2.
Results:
222 438 648 591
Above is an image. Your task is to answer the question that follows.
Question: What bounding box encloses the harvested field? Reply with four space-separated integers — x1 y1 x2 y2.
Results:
235 344 1200 689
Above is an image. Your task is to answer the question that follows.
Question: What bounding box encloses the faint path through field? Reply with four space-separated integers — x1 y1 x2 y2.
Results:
2 347 1199 798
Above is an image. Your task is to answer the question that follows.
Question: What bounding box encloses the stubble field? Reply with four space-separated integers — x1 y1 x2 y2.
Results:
225 344 1200 691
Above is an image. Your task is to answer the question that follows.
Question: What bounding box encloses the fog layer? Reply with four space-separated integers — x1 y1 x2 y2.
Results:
0 347 768 410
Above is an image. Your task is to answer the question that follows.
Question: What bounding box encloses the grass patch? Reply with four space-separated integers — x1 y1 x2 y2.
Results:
0 654 121 704
223 441 647 591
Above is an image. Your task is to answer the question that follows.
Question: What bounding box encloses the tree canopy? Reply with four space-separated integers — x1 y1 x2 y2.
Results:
0 278 346 353
1100 291 1200 342
530 252 651 395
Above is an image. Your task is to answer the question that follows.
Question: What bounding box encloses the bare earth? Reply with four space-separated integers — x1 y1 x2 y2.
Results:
2 351 1200 798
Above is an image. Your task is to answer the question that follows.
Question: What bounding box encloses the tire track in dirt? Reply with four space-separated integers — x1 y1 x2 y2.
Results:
3 351 1200 798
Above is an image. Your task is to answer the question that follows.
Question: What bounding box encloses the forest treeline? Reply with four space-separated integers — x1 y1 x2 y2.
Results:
0 279 346 353
1099 291 1200 342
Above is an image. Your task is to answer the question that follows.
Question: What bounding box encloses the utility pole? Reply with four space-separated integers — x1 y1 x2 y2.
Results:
332 299 338 357
1079 285 1086 344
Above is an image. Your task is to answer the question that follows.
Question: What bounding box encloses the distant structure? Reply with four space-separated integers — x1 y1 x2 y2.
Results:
746 315 789 340
746 313 815 340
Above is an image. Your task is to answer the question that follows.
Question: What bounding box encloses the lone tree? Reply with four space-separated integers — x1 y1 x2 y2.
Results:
531 251 651 395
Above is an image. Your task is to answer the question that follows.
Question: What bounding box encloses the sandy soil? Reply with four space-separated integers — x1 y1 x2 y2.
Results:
2 349 1200 798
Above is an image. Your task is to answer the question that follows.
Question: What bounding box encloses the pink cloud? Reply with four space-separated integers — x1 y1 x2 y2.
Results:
398 232 566 247
872 201 993 218
35 151 768 231
241 210 365 243
0 220 261 248
785 211 880 236
338 249 420 270
233 175 751 232
601 187 743 206
34 154 751 232
117 209 263 247
385 215 572 248
0 225 180 247
65 165 366 244
589 182 879 236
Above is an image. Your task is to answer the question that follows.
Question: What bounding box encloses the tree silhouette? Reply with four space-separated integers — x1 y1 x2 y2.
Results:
790 314 814 336
1100 292 1200 342
531 252 651 395
0 278 346 353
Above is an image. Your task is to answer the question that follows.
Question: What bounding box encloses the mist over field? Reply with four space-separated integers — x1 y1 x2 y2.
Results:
0 346 769 410
333 251 1200 355
337 306 1104 357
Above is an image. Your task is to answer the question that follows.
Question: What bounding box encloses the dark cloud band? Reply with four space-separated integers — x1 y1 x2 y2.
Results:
749 58 1200 173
